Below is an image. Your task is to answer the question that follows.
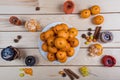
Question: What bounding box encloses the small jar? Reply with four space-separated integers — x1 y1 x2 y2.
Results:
1 46 20 61
25 56 36 66
99 31 113 43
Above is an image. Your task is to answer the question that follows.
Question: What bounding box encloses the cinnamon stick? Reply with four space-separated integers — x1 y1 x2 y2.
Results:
93 26 101 40
67 69 80 79
64 69 74 80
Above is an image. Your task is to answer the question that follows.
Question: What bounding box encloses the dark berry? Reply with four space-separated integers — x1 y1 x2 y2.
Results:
81 34 86 38
88 28 92 31
87 32 92 36
17 35 22 40
36 7 40 11
62 73 66 77
14 39 19 43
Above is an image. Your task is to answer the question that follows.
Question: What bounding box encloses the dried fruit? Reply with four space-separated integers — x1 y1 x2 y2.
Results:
81 34 86 38
79 66 89 77
19 73 25 77
85 41 90 45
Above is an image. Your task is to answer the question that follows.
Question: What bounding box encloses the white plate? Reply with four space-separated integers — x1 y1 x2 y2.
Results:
38 22 80 64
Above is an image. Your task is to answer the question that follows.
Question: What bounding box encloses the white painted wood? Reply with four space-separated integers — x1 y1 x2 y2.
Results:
0 66 120 80
0 14 120 31
0 0 120 14
0 49 119 66
0 31 119 48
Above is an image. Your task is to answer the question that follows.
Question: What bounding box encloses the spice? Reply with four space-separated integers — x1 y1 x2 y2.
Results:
88 28 92 31
36 7 40 11
64 69 74 80
14 35 22 43
19 73 25 77
93 26 101 40
62 73 66 77
85 41 90 45
79 66 89 77
67 69 79 79
17 35 22 40
87 32 92 36
59 71 64 74
81 34 86 38
14 39 19 43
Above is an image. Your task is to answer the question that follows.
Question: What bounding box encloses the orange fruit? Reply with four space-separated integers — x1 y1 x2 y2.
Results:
58 56 67 63
47 52 56 61
53 24 63 34
69 28 78 38
57 30 69 39
60 23 69 31
92 15 104 25
55 37 67 49
67 47 75 57
47 36 55 46
70 38 79 47
40 32 46 41
60 42 71 51
90 5 100 15
44 30 54 39
80 9 91 18
48 46 57 54
56 51 67 60
42 43 48 52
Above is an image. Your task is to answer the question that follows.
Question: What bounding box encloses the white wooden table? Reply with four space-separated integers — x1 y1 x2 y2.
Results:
0 0 120 80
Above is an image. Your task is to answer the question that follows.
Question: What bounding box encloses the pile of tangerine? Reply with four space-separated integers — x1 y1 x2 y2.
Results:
40 23 79 63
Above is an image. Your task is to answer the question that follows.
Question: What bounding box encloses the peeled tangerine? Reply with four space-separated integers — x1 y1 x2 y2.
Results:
80 9 91 18
90 5 100 15
54 37 67 49
25 19 41 32
92 15 104 25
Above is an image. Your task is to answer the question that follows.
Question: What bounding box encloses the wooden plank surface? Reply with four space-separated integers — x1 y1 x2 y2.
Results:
0 0 120 14
0 49 119 66
0 0 120 80
0 31 119 48
0 66 120 80
0 14 120 31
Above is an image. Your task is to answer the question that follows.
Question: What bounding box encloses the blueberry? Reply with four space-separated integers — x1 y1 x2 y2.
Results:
25 56 36 66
